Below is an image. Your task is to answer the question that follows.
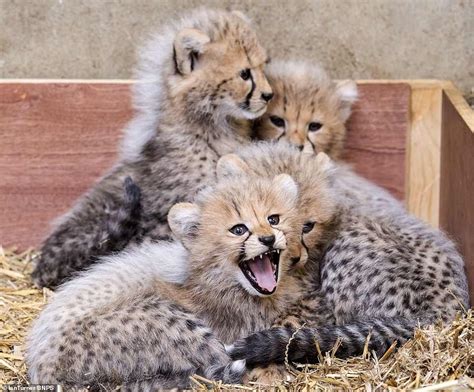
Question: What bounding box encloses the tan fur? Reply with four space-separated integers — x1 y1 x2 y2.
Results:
247 364 294 386
218 145 339 270
26 172 314 388
226 143 469 381
254 60 357 159
178 174 303 341
32 8 275 288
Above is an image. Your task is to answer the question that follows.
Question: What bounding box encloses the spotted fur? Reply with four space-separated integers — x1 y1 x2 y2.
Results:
254 60 357 158
32 8 273 288
27 170 327 389
224 142 469 376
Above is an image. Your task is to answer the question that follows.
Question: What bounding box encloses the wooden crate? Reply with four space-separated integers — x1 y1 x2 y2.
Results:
0 79 473 303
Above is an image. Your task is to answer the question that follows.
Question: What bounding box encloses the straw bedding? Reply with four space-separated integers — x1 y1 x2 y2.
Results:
1 247 473 391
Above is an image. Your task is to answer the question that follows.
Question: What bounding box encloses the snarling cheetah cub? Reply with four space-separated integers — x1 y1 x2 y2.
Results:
27 159 339 389
227 142 469 373
32 8 273 288
254 60 357 158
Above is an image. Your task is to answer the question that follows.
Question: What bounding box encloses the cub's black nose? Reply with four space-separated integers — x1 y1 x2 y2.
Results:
297 145 304 151
261 92 274 102
259 235 275 246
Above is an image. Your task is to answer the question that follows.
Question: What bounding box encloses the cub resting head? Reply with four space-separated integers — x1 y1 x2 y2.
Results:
254 60 357 159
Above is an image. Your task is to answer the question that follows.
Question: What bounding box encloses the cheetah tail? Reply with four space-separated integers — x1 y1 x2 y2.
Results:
228 318 419 366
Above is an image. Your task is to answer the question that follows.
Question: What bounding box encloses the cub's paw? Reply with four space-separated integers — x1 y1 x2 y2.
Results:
31 256 59 289
248 364 293 387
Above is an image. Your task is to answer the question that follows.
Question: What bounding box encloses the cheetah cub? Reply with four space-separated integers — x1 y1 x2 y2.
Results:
254 59 357 158
32 8 273 288
27 164 335 389
227 142 470 372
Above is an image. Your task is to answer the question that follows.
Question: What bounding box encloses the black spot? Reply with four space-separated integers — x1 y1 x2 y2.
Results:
442 269 451 277
442 293 452 303
387 287 397 296
402 293 411 308
108 327 118 335
372 286 382 295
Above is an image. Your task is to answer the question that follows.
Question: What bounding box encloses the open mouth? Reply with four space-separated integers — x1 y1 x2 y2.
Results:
239 249 280 295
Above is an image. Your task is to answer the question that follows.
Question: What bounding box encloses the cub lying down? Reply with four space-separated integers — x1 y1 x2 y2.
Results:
26 153 336 389
254 59 358 158
227 142 469 377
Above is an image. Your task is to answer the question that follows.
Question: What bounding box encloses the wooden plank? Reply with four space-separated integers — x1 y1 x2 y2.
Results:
0 83 132 249
406 87 442 227
439 92 474 305
0 81 410 250
343 83 410 201
443 82 474 133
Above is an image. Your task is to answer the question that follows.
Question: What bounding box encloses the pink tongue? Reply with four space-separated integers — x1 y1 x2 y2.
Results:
248 254 277 292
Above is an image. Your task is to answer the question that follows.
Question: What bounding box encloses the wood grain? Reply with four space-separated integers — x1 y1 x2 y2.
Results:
0 83 132 249
0 82 410 250
343 83 410 201
439 92 474 305
406 88 442 227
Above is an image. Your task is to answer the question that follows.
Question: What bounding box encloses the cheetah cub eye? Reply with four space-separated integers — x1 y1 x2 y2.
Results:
230 224 248 236
240 68 251 81
302 221 315 234
268 215 280 225
308 122 323 132
269 115 285 128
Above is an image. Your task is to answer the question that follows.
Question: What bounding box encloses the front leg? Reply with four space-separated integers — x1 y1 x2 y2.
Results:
32 170 139 288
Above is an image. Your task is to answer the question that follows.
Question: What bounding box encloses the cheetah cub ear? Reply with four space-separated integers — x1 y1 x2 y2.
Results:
216 154 250 180
315 152 333 170
168 202 201 244
335 80 358 122
302 151 334 174
173 28 211 75
272 174 299 208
